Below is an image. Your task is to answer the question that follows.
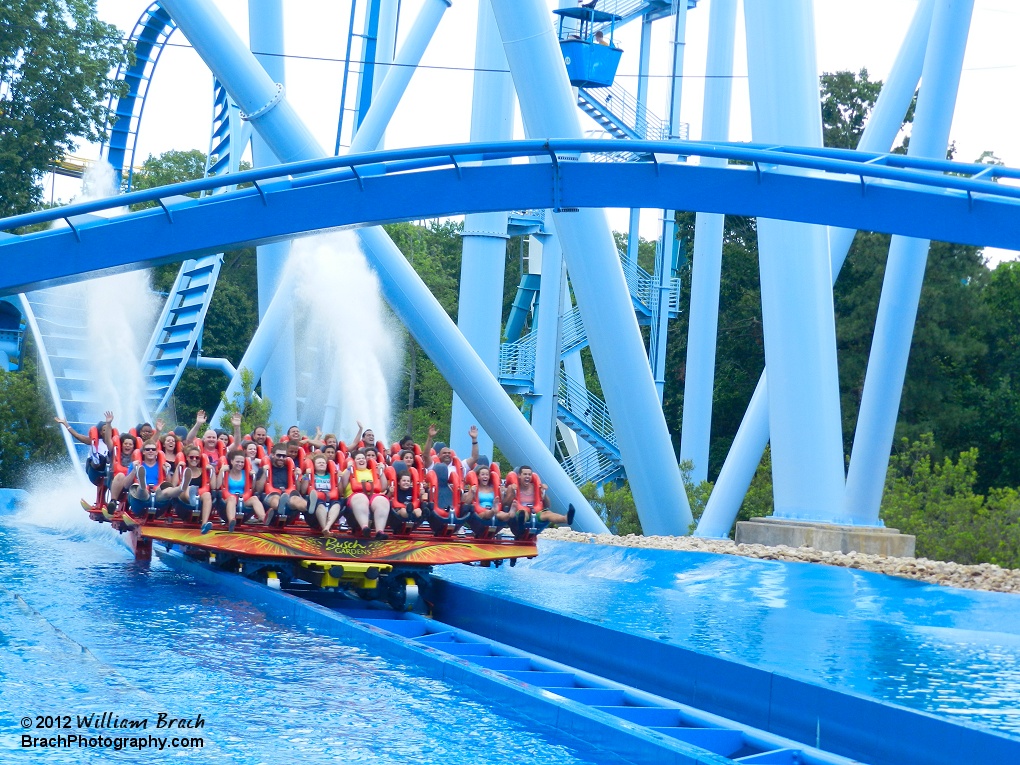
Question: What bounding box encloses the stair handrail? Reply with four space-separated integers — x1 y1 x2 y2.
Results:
560 446 622 485
558 369 617 448
581 80 669 141
498 332 537 382
559 306 587 356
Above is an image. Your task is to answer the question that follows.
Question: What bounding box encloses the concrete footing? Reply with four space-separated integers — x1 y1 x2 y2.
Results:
735 516 916 557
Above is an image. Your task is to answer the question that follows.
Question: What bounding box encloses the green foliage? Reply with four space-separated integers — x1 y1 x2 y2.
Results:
218 367 273 436
0 0 128 217
820 68 914 152
129 149 208 198
881 434 1020 568
968 261 1020 490
684 451 771 537
0 356 65 486
662 211 764 470
580 481 641 536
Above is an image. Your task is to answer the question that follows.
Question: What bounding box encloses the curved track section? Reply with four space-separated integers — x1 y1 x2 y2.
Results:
3 139 1016 485
2 140 1018 293
103 2 178 188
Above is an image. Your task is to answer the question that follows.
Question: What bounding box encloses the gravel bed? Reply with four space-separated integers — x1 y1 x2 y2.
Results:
542 528 1020 594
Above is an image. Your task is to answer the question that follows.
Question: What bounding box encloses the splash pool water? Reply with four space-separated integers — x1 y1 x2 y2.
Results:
0 511 619 764
439 540 1020 739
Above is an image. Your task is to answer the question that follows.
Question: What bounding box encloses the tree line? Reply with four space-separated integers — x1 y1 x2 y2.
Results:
0 4 1017 566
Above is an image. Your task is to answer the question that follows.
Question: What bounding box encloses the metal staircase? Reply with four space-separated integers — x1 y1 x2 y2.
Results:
140 257 223 414
577 80 671 142
139 79 244 415
556 371 624 482
499 248 681 485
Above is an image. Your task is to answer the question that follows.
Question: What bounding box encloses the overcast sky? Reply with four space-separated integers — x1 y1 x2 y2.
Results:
59 0 1019 261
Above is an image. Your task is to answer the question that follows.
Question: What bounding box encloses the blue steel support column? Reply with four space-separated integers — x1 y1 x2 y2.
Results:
490 0 692 535
637 14 653 131
679 0 736 484
623 13 654 266
374 0 398 92
695 0 935 537
530 233 565 449
351 0 450 154
649 0 691 400
450 0 514 461
160 0 606 533
371 0 399 149
249 0 296 427
743 0 845 521
844 0 974 525
354 0 381 133
667 0 689 141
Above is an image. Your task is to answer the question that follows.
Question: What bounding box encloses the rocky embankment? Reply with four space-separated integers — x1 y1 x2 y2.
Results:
542 528 1020 594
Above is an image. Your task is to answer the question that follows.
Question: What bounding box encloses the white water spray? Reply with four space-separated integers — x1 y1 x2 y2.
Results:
44 162 160 429
287 232 403 445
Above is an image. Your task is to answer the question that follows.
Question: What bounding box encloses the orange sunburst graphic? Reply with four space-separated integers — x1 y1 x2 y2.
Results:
140 526 537 565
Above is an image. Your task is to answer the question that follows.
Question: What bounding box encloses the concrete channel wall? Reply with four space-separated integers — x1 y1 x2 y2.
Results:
432 578 1019 765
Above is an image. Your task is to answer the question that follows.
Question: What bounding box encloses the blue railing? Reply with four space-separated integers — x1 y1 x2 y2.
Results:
5 138 1018 234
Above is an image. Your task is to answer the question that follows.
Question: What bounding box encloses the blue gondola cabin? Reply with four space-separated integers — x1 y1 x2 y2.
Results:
552 6 623 89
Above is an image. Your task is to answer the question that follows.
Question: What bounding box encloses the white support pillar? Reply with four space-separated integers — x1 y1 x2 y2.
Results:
844 0 974 525
490 0 693 535
450 0 514 460
743 0 846 520
696 0 935 537
679 0 737 483
249 0 296 428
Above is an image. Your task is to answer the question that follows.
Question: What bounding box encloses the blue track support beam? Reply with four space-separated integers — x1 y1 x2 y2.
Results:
450 0 513 461
530 233 565 450
157 0 605 533
679 0 736 485
373 0 398 103
369 0 398 150
844 0 974 526
8 143 1020 289
695 0 935 537
649 0 691 401
744 0 846 522
667 0 690 140
249 0 297 428
354 0 381 133
490 0 693 536
636 15 653 130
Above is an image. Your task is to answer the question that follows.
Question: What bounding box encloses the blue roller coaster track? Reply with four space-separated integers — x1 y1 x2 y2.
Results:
5 139 1017 283
2 138 1018 486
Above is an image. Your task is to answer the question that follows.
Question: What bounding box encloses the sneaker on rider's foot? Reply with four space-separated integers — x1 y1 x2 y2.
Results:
374 530 389 540
228 519 236 533
201 521 212 534
566 504 576 526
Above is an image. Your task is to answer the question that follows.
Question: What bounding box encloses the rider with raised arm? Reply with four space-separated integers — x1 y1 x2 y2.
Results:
55 409 115 485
